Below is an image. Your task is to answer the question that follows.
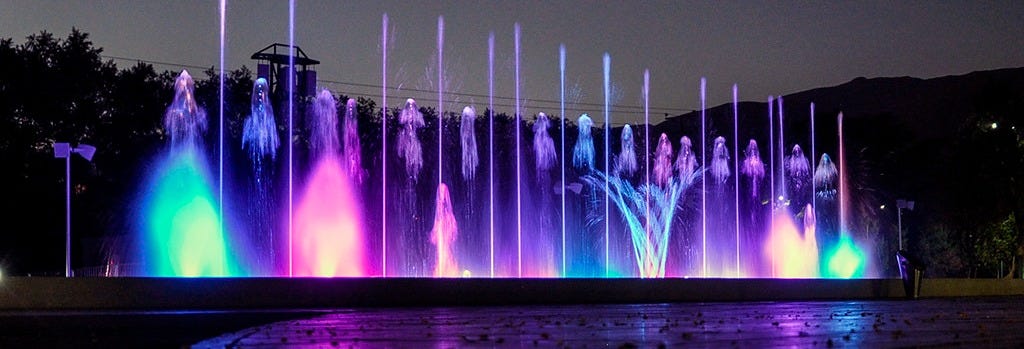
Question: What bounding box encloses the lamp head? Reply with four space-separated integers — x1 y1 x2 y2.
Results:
897 199 915 211
74 144 96 162
54 143 70 158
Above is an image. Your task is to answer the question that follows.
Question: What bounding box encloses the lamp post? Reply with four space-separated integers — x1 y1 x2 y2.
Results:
896 199 915 251
54 142 96 277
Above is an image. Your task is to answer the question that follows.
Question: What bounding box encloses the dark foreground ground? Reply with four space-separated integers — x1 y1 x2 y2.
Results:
3 296 1023 347
196 297 1023 348
193 294 1024 345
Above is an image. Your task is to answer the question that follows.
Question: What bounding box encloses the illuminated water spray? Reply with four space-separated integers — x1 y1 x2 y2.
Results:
733 84 740 276
700 77 706 276
242 78 280 274
615 125 638 176
488 32 495 277
287 0 295 276
144 70 233 276
437 16 444 190
381 13 388 277
559 44 566 277
398 99 425 181
430 183 459 277
534 113 557 174
342 99 364 184
710 137 731 185
674 136 696 186
825 112 866 278
515 23 523 277
603 53 611 276
293 90 366 276
461 106 478 180
573 115 596 169
586 132 697 278
654 135 674 187
742 140 765 198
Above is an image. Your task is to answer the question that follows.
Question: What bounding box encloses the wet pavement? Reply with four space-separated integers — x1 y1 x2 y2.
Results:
0 309 324 348
196 297 1024 348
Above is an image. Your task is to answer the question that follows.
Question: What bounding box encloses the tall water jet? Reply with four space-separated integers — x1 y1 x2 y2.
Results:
381 13 389 277
461 106 479 180
515 22 523 277
810 102 816 215
398 99 425 181
573 114 596 170
242 77 280 274
287 0 295 277
603 53 611 276
615 124 638 177
825 112 866 278
768 96 775 272
488 32 495 277
643 71 652 267
218 0 226 239
733 84 741 276
143 70 233 276
342 98 364 184
293 90 366 277
533 113 557 174
430 183 459 277
559 44 567 277
437 16 445 190
653 135 673 187
699 78 707 276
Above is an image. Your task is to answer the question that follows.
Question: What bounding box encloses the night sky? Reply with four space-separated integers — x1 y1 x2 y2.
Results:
2 0 1023 123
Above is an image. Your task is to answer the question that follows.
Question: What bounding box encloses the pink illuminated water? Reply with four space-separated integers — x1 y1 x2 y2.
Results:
430 183 459 277
292 91 367 277
293 156 366 277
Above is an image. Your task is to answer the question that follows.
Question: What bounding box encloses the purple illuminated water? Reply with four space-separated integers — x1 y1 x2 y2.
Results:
615 124 638 177
461 106 479 180
342 98 364 184
131 13 878 280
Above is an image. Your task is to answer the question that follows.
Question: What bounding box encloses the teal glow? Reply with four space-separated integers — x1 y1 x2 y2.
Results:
146 147 237 276
824 235 864 279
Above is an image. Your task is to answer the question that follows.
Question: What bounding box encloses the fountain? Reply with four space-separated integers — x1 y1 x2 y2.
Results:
142 70 233 277
241 77 280 275
125 13 879 281
292 90 366 277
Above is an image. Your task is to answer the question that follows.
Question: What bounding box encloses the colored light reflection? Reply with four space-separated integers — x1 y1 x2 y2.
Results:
825 235 865 279
146 147 235 276
764 213 818 278
293 156 366 277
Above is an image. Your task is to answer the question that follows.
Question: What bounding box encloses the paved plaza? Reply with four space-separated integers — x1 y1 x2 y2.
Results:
196 297 1024 348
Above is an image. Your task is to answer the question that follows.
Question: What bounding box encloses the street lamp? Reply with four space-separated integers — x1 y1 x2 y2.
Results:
896 199 915 251
54 142 96 277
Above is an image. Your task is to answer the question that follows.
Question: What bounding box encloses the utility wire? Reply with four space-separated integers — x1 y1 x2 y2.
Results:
101 54 695 121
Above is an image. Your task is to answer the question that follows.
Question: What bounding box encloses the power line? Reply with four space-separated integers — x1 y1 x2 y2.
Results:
101 54 694 119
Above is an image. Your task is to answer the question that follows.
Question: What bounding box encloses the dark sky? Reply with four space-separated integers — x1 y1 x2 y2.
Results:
3 0 1023 124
